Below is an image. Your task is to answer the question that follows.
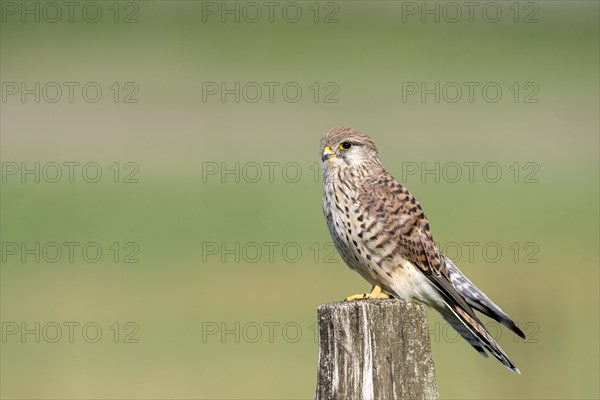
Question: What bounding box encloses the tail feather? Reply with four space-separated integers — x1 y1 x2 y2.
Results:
442 302 521 374
445 256 526 340
440 312 488 358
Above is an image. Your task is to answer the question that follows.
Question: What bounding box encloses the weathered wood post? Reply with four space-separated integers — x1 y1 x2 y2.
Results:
315 299 439 400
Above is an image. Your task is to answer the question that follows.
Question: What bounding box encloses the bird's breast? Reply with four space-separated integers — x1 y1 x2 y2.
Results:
323 180 391 285
322 179 440 303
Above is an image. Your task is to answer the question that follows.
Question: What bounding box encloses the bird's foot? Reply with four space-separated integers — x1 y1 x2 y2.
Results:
345 285 391 301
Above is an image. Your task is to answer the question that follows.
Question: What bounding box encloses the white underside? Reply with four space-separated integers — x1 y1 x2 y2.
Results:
386 258 446 310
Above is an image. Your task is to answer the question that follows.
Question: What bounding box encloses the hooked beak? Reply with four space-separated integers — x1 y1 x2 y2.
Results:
322 145 335 162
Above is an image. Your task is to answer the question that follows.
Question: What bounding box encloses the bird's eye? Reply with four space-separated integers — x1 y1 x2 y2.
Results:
339 142 352 150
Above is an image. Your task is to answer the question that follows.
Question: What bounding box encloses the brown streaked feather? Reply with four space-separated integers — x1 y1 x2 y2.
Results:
357 175 479 321
415 231 480 321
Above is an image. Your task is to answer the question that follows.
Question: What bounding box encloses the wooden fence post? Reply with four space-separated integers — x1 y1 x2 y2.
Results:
315 299 439 400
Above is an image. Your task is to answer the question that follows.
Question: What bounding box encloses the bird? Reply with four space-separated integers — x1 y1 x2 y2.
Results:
320 126 526 373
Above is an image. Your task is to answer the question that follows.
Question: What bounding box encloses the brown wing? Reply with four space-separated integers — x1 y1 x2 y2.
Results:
358 174 479 321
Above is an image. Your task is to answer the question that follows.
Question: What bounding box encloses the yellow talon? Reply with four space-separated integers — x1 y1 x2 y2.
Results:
345 285 391 301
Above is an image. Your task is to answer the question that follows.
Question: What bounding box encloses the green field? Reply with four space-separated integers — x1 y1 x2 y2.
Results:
1 1 599 399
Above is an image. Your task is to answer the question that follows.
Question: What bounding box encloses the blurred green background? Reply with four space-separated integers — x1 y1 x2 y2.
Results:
1 1 598 399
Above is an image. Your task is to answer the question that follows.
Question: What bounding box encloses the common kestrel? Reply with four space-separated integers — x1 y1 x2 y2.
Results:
321 127 526 373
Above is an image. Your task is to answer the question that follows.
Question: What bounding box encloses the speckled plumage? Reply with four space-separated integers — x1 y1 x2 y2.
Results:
321 127 526 373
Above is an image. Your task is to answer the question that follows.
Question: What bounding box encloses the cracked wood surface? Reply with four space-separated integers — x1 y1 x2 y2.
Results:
315 299 439 400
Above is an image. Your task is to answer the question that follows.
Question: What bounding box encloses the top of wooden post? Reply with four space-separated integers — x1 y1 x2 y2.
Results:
316 299 439 400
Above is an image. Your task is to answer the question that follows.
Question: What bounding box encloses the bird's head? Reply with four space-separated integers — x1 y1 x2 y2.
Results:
321 127 380 173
